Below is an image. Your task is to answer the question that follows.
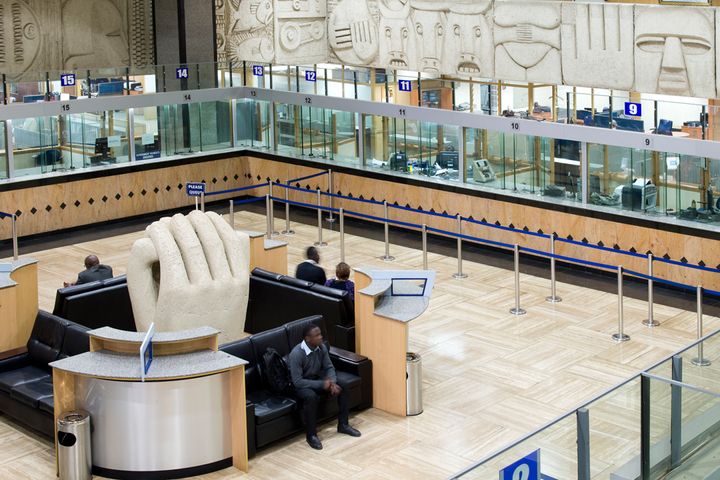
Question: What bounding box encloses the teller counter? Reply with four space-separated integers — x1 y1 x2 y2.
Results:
50 326 248 479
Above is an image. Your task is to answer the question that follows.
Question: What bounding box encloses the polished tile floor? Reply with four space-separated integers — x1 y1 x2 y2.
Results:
1 210 717 479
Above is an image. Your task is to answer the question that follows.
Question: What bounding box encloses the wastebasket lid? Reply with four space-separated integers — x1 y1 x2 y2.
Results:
59 411 89 424
406 352 420 361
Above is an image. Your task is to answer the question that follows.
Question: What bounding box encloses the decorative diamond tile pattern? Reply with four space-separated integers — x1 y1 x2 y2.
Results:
74 200 81 207
45 205 52 212
30 207 37 215
60 203 67 210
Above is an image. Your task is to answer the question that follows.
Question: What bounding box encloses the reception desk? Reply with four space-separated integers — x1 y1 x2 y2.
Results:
354 267 434 416
242 229 288 275
50 326 248 479
0 258 39 353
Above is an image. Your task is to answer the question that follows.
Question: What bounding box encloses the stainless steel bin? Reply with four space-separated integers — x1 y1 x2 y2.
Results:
57 411 92 480
406 352 423 416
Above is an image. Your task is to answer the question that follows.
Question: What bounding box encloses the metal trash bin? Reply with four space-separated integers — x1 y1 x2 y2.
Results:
57 411 92 480
406 352 423 416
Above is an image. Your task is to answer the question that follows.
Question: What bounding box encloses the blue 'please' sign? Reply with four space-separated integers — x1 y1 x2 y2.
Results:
186 182 206 196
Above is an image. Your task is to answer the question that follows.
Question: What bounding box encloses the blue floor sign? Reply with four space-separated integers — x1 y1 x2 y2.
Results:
500 450 539 480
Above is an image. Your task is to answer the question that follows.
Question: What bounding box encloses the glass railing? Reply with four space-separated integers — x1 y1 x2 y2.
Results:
452 328 720 479
1 75 719 232
3 60 717 144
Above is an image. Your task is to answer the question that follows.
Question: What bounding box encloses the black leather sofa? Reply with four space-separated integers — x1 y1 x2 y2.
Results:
52 275 136 331
220 315 372 456
247 268 356 351
0 311 91 437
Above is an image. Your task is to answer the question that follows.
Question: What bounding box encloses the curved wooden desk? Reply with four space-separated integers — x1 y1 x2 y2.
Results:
0 258 38 353
50 326 248 478
354 267 433 416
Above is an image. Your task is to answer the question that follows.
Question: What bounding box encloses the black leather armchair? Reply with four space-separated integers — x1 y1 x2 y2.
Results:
247 268 356 351
220 315 372 455
52 275 136 331
0 311 90 437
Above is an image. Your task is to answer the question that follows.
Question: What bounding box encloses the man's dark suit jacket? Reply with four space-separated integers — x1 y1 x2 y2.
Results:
295 261 327 285
77 264 114 285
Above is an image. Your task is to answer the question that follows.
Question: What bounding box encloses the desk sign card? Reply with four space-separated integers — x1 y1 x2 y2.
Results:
107 136 121 148
139 323 155 382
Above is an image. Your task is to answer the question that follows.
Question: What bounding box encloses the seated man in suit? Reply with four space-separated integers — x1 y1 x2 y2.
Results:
295 246 327 285
64 255 113 287
288 323 361 450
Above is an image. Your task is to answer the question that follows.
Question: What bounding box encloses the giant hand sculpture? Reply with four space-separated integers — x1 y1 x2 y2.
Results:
127 211 250 343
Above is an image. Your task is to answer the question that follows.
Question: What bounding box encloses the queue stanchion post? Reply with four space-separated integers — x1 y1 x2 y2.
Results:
642 253 659 327
452 215 467 279
200 191 205 212
340 208 345 263
281 183 294 235
265 194 272 239
325 169 336 223
692 285 711 366
546 233 562 303
194 197 199 210
422 224 428 270
509 244 526 315
612 265 630 342
228 200 234 229
314 188 327 247
380 200 394 262
12 214 18 261
268 181 278 236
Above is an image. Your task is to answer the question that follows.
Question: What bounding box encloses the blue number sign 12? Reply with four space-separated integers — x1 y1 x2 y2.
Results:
305 71 316 82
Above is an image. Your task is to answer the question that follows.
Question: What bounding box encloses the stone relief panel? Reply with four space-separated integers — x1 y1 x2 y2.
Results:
62 0 129 70
224 0 275 64
561 3 633 91
442 1 493 78
377 0 414 70
634 5 715 99
493 1 561 84
216 0 227 65
0 0 153 76
327 0 378 66
274 0 326 64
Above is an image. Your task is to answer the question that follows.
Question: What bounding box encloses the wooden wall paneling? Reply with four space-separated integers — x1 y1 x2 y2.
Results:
0 286 19 352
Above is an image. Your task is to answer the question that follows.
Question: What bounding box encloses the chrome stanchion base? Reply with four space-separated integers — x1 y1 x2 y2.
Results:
611 333 630 342
281 229 295 235
452 273 468 279
692 357 711 367
314 241 328 247
270 231 280 237
325 216 337 223
380 255 395 262
509 308 526 316
546 295 562 303
642 319 660 327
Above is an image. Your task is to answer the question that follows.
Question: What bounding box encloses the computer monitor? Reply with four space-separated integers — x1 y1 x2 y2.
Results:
95 137 109 156
389 152 407 171
657 119 673 136
436 151 459 169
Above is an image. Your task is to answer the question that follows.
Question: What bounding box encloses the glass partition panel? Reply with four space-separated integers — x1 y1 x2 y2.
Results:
134 106 161 161
75 110 129 168
199 101 231 152
275 102 298 156
456 414 579 479
330 110 357 165
13 115 60 177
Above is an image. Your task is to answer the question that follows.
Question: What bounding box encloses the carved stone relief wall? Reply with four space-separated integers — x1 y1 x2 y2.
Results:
0 0 154 77
215 0 720 99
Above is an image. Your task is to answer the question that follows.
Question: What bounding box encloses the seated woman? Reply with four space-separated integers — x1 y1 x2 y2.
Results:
324 262 355 301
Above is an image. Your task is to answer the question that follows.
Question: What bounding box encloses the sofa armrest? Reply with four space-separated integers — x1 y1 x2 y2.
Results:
0 347 27 361
0 352 30 373
330 346 372 410
333 325 355 352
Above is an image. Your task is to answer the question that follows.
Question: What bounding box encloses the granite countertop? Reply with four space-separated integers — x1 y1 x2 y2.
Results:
238 229 264 238
0 258 38 290
264 239 287 250
50 349 246 380
90 326 220 344
374 296 430 323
